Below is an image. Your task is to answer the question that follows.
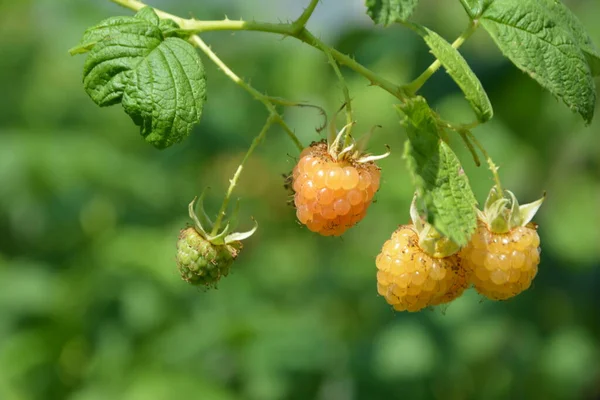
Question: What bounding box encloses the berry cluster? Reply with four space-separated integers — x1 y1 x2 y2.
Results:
293 142 381 236
176 120 543 309
374 189 544 312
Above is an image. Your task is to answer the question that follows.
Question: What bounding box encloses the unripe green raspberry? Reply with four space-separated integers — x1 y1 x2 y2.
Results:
176 227 242 287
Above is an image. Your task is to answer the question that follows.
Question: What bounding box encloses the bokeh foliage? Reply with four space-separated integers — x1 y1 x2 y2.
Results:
0 0 599 399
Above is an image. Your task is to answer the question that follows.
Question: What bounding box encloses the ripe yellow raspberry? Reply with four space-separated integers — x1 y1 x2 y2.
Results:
462 221 540 300
292 142 380 236
376 224 468 312
461 187 544 301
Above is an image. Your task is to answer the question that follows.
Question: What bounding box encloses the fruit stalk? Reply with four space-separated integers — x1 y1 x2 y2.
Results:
312 35 354 142
211 115 276 235
189 36 303 151
467 131 503 194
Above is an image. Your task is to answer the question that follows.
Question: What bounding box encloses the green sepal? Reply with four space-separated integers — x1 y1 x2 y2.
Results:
186 191 257 246
225 218 258 243
481 187 545 233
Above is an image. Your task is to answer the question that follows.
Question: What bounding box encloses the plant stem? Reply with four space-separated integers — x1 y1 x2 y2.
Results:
299 30 408 101
312 35 354 143
457 129 480 167
212 116 276 235
189 36 303 151
109 0 408 102
292 0 320 33
467 131 503 194
403 21 480 94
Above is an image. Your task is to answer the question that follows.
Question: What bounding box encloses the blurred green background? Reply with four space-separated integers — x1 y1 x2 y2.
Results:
1 0 599 399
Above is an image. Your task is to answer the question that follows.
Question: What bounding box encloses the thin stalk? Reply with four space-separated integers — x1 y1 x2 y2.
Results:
467 131 503 194
457 129 480 167
292 0 320 33
212 116 275 235
403 21 480 94
313 35 354 143
190 36 303 151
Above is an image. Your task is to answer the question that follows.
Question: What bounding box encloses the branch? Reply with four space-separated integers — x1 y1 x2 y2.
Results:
313 35 354 141
189 35 303 151
109 0 408 102
292 0 320 34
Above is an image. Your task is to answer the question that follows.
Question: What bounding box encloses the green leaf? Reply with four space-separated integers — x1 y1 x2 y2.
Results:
69 16 148 55
75 7 207 149
539 0 600 77
409 23 493 122
365 0 419 26
399 97 477 246
458 0 493 19
480 0 596 123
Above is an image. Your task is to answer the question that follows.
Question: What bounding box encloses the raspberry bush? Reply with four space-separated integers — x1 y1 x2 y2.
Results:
71 0 599 307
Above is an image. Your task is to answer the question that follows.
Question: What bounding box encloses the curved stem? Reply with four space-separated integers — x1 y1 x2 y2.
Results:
467 131 503 194
312 35 354 142
189 36 303 151
403 21 480 94
299 31 408 101
457 129 480 167
212 115 276 235
109 0 408 102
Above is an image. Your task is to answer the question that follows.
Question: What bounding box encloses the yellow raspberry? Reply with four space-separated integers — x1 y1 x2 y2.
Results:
462 221 540 300
292 141 381 236
376 224 468 312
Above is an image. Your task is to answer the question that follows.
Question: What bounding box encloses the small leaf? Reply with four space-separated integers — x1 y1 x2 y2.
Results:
479 0 596 123
399 97 477 246
365 0 419 26
409 23 493 122
75 7 207 148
